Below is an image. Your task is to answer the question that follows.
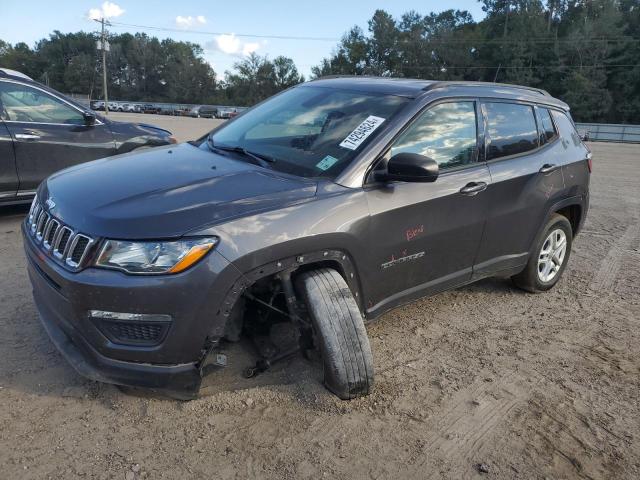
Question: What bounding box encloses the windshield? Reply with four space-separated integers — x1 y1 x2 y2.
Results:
207 85 410 179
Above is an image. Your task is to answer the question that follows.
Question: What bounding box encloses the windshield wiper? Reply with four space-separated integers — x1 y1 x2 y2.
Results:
207 137 276 168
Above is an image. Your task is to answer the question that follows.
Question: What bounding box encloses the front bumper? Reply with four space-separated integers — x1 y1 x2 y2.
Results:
23 221 241 397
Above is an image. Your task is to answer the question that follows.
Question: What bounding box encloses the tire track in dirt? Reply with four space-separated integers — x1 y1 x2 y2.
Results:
411 370 533 478
409 215 638 479
588 205 640 293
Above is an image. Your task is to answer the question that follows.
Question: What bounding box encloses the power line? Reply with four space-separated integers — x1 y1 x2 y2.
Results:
398 64 640 70
108 21 340 42
107 20 640 45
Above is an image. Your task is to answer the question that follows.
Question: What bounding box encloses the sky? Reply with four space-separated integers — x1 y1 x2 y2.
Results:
1 0 485 78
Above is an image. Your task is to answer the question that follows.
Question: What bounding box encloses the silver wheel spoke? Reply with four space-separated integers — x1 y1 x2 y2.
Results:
537 228 567 282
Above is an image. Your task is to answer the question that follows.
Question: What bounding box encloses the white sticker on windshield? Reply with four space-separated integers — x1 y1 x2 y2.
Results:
339 115 386 150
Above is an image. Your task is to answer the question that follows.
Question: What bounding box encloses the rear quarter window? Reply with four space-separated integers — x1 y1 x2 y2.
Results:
484 102 538 160
551 110 583 147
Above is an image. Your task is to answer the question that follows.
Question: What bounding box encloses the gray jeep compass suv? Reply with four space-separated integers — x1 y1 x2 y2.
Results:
22 77 591 400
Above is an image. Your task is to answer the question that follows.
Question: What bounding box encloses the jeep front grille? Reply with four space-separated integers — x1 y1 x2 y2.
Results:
26 196 95 271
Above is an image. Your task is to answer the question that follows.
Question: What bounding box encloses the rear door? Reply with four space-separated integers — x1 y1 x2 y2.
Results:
0 80 116 192
473 101 565 277
365 100 491 312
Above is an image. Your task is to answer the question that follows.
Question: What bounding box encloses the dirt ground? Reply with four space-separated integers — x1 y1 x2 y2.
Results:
107 111 225 140
0 139 638 480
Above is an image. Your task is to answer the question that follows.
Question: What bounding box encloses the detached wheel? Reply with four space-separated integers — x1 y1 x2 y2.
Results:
512 213 572 293
297 268 374 399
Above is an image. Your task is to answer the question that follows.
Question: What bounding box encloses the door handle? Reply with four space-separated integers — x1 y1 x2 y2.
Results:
539 163 558 174
15 133 40 140
459 181 487 196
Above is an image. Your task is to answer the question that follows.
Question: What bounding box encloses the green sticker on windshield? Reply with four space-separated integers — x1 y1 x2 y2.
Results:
316 155 339 171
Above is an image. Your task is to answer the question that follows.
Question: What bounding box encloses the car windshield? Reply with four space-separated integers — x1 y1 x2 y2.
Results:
207 85 410 179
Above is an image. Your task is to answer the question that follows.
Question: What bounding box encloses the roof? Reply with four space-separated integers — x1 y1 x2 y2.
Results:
308 76 567 109
309 76 436 97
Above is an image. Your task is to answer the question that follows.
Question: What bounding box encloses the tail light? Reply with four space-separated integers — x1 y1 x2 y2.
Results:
586 151 592 173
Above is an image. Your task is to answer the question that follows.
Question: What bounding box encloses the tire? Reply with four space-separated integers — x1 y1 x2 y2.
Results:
512 213 573 293
297 268 374 399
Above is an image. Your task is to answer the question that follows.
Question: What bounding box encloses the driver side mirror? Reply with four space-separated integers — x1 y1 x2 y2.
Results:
83 111 96 126
375 152 439 183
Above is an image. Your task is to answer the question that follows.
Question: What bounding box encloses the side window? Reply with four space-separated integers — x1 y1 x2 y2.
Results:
390 101 477 170
0 82 83 124
551 110 583 147
484 102 538 160
538 107 558 145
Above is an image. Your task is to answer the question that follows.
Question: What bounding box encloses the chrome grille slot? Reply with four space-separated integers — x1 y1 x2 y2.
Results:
27 195 38 224
53 227 73 260
27 198 95 270
66 234 93 268
30 204 42 233
43 219 59 250
35 212 49 241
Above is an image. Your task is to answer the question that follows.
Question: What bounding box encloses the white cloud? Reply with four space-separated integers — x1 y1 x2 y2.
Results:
88 1 125 20
175 15 207 29
206 34 261 57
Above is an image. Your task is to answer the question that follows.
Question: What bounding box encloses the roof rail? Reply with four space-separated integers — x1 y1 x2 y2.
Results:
424 81 550 97
310 75 373 81
0 68 33 81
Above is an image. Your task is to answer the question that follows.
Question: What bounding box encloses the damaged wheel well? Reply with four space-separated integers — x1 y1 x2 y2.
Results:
209 250 362 343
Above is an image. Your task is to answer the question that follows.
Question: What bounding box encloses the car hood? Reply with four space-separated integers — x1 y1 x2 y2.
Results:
39 143 318 239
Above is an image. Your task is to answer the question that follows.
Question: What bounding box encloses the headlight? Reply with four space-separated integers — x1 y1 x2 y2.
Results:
95 237 217 274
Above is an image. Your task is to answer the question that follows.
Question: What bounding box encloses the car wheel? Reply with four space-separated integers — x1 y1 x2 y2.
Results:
512 213 573 293
297 268 374 399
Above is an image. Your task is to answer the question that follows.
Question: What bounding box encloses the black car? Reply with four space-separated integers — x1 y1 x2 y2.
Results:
197 105 218 118
23 77 590 400
0 69 176 205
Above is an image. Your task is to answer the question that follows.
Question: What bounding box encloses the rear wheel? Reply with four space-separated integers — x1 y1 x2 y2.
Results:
512 213 572 293
297 268 374 399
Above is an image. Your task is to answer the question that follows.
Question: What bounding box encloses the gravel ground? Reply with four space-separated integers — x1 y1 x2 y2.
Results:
0 139 638 480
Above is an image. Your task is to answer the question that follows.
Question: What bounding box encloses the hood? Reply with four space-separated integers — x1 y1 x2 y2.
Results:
40 143 317 239
132 122 172 136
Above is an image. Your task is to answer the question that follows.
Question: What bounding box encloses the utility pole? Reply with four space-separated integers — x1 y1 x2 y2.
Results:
95 18 110 114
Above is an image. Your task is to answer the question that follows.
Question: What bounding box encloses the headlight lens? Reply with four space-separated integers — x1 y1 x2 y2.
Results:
95 237 217 274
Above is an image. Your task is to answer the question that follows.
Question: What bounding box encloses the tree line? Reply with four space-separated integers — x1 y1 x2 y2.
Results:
314 0 640 123
0 32 304 107
1 0 639 123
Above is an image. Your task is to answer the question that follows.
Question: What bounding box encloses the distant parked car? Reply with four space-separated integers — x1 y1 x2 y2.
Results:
91 100 105 111
215 107 236 119
0 68 177 205
158 106 178 116
577 129 590 141
187 105 202 117
197 105 218 118
142 104 159 114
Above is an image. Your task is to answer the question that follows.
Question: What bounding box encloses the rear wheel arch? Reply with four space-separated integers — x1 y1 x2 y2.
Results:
555 203 582 236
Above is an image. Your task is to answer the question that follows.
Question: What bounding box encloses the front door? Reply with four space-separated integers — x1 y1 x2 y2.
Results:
0 119 18 200
0 81 115 192
365 100 490 314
